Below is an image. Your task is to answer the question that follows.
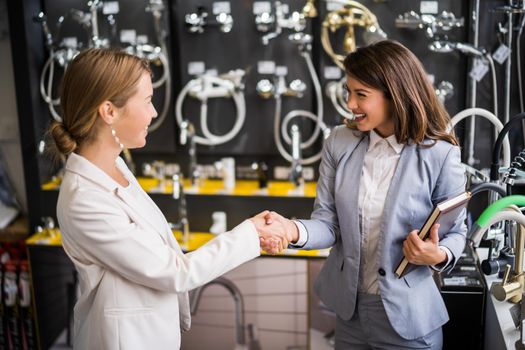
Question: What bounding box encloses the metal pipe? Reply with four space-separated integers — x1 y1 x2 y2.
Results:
505 8 514 124
466 0 480 166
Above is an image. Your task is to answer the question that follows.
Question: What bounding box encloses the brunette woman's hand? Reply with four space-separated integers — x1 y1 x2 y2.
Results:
402 223 447 266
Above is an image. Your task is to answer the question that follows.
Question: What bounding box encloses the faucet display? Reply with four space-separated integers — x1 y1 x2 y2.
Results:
175 70 246 147
35 0 171 131
255 1 306 45
395 10 464 38
185 6 234 34
172 173 190 247
429 40 498 117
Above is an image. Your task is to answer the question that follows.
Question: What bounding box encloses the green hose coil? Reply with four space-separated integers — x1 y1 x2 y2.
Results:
477 195 525 228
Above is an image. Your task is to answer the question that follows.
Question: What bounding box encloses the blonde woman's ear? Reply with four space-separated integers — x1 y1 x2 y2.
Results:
98 101 117 125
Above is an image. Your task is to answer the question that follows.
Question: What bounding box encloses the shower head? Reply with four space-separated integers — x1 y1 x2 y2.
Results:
429 40 485 57
455 42 485 57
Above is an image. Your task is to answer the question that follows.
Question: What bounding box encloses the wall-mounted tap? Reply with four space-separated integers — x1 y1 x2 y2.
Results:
185 7 208 33
185 6 233 34
289 124 304 190
172 173 190 247
215 12 234 33
302 0 317 18
257 1 306 45
435 81 454 104
255 11 274 32
256 71 306 100
396 10 464 38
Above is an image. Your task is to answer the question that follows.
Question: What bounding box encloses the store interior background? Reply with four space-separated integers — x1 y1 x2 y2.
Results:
2 0 525 349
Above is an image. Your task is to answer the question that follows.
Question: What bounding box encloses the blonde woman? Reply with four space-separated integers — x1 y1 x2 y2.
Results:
49 48 289 349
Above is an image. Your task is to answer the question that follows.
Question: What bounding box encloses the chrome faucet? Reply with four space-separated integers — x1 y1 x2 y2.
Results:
172 173 190 246
190 277 249 348
290 124 304 189
259 1 306 45
180 120 199 187
485 206 525 303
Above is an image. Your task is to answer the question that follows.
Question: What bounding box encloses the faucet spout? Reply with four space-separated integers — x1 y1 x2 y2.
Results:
190 277 246 346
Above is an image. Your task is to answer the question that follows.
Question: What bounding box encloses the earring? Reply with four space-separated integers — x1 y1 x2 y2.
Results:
110 125 124 150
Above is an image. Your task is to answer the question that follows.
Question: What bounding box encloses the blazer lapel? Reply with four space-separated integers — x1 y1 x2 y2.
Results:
337 136 368 257
379 143 414 240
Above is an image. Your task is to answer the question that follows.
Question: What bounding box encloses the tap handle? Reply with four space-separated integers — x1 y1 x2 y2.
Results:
503 263 512 285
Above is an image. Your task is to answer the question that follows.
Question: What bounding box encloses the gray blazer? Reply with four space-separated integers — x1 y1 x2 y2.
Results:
299 125 467 340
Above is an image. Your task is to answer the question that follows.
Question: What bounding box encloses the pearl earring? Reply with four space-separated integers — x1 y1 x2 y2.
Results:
110 125 124 150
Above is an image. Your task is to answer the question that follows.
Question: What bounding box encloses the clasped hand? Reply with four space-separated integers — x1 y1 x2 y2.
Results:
250 211 299 254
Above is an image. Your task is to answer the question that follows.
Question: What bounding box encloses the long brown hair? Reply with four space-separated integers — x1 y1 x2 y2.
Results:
48 48 151 157
343 40 458 146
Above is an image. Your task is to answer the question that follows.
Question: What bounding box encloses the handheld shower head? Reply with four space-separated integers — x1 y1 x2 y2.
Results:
455 42 485 57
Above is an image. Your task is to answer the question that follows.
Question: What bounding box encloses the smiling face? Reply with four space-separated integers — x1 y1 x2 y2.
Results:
113 72 158 149
345 75 394 138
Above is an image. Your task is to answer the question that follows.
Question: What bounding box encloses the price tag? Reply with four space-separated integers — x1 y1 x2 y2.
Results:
213 2 231 15
257 60 275 74
324 66 342 80
420 1 438 14
103 1 120 15
253 2 271 15
120 29 136 44
326 1 344 11
188 61 205 75
275 65 288 76
443 276 467 286
62 37 78 48
492 44 511 65
469 58 489 82
427 74 435 85
137 35 148 44
206 68 218 76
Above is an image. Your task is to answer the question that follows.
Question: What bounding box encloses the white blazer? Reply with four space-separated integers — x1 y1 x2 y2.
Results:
57 153 260 350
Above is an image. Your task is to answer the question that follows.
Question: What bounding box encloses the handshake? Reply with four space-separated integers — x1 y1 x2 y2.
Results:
250 210 300 254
